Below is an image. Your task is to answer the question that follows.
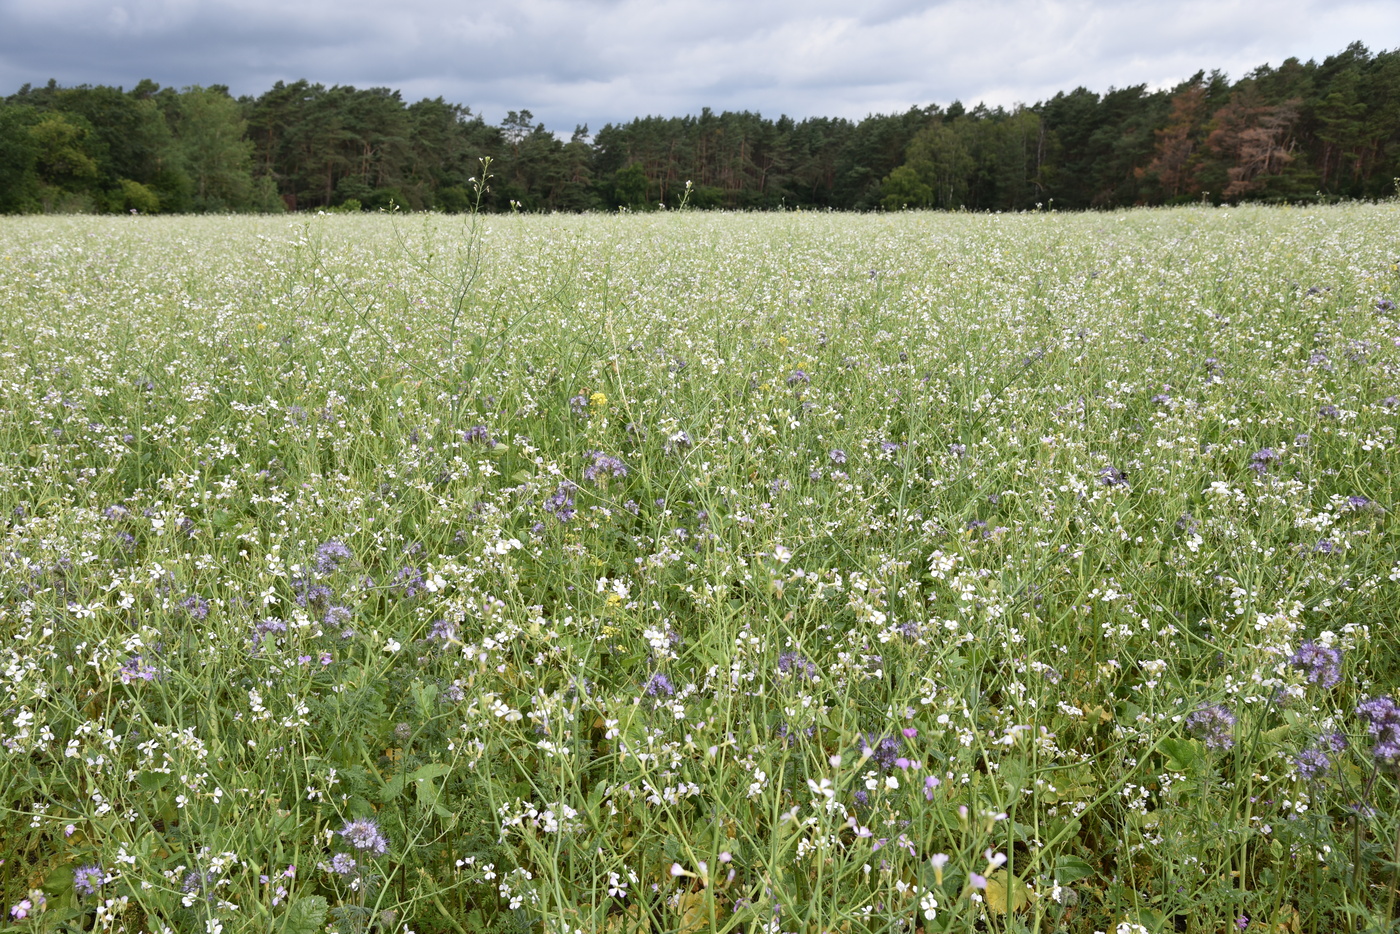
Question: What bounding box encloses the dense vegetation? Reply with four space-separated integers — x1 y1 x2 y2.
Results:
1 41 1397 215
0 203 1398 933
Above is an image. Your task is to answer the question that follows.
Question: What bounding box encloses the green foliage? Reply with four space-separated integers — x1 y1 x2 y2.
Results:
4 43 1400 215
0 105 40 212
880 164 932 209
116 178 161 213
612 162 650 210
173 85 257 211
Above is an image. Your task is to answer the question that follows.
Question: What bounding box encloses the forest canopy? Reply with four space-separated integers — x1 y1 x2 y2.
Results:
1 42 1396 214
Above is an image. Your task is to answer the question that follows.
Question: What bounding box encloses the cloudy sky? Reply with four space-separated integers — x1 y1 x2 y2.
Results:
1 0 1396 132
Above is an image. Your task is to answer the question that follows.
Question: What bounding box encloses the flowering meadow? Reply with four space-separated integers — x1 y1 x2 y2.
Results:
1 201 1399 934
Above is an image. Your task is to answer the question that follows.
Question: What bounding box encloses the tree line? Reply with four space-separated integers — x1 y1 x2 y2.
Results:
1 42 1396 215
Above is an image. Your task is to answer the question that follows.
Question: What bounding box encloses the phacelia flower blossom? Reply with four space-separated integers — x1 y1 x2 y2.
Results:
583 451 628 483
829 449 847 465
314 540 353 575
544 481 578 522
118 654 158 684
327 853 358 876
1292 747 1331 781
1357 696 1400 763
1249 448 1278 474
73 865 104 897
338 818 389 856
1290 641 1343 688
776 652 818 680
391 566 424 598
462 425 496 446
295 582 333 609
643 672 675 697
858 732 904 770
1185 704 1237 750
428 618 459 643
179 594 210 620
1098 465 1127 487
786 369 810 386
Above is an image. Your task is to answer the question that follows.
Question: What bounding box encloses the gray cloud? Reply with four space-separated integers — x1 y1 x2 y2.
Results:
1 0 1395 131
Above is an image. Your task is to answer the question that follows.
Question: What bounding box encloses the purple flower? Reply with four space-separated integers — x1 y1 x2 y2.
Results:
858 732 903 770
1384 396 1400 409
391 566 424 598
1249 448 1278 474
1185 704 1237 750
829 449 847 465
1290 641 1342 688
183 870 215 904
252 617 288 648
643 672 675 697
338 818 389 856
1377 298 1395 311
179 594 209 620
1292 747 1331 781
328 853 358 876
428 619 458 643
1357 696 1400 764
315 540 353 575
1098 465 1127 487
569 394 589 417
786 370 810 386
462 425 496 446
1318 404 1340 419
118 654 158 684
583 451 628 483
776 652 818 680
544 481 578 522
296 583 333 608
73 865 104 897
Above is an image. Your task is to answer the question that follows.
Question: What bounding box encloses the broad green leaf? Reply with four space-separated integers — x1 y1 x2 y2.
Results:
1053 855 1095 884
281 895 328 934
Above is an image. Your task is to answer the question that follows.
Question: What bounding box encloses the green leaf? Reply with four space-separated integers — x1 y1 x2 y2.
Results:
1159 737 1199 772
410 762 452 784
381 771 407 803
1000 757 1030 794
412 762 452 809
411 681 438 720
1053 855 1095 884
281 895 328 934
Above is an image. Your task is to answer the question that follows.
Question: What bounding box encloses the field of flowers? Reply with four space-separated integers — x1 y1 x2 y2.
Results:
0 201 1398 934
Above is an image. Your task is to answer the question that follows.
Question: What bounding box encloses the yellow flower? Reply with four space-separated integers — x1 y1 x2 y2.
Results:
590 391 608 408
